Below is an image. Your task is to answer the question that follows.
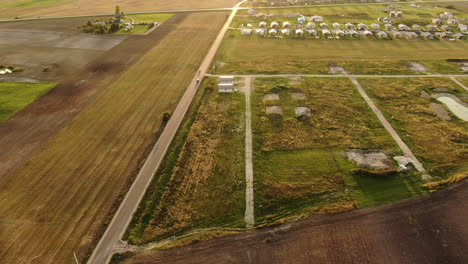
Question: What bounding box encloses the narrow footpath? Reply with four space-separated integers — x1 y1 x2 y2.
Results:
244 77 254 228
349 77 429 179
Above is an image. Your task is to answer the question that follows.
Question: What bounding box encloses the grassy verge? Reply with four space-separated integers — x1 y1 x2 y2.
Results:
457 77 468 87
0 81 56 123
126 77 246 244
252 77 424 225
359 77 468 178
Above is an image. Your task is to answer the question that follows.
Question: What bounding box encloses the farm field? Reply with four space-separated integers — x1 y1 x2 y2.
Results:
213 31 467 74
106 179 468 264
0 0 239 20
252 77 425 225
0 11 228 264
0 81 56 123
359 77 468 178
126 78 246 245
0 17 127 82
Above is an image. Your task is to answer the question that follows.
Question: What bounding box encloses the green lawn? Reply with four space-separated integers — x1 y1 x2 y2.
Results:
126 13 174 23
252 77 424 225
0 81 56 123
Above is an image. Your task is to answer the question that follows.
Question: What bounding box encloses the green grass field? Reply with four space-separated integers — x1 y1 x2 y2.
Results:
359 77 468 178
0 81 56 123
213 31 467 74
126 78 246 244
126 13 174 23
252 77 424 225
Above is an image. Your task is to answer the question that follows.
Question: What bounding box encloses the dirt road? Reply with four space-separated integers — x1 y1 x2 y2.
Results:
243 77 254 228
122 179 468 264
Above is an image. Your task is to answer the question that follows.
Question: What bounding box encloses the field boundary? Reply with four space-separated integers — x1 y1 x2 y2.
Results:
244 76 254 228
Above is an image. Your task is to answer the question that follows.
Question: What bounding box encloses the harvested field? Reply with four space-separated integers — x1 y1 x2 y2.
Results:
0 0 239 19
359 77 468 178
0 11 228 264
213 31 467 74
252 77 424 225
127 78 246 245
116 179 468 264
0 17 127 81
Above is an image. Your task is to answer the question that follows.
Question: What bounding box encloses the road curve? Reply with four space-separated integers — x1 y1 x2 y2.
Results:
87 1 246 264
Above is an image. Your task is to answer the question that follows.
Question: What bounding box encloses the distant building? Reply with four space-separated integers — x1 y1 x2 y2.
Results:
378 17 391 23
311 15 323 22
371 23 380 30
219 76 234 93
376 31 388 38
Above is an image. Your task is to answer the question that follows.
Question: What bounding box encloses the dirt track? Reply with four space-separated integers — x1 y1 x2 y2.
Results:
0 15 183 183
124 179 468 264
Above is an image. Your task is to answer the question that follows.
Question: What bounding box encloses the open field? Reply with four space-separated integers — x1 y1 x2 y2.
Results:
126 78 246 245
359 77 468 178
213 30 467 74
0 81 56 123
0 0 239 19
120 179 468 264
0 17 127 82
458 76 468 86
0 11 228 264
252 77 425 225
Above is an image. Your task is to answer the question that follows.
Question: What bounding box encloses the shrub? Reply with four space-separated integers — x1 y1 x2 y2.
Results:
163 111 172 122
42 66 52 72
350 168 398 177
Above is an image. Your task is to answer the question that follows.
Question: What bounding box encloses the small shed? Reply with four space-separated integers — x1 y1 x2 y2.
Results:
322 29 332 38
241 29 253 35
426 24 436 31
376 31 388 38
361 30 373 38
269 28 278 36
311 15 323 22
295 107 312 121
447 18 458 24
256 28 266 35
332 22 341 29
218 83 233 93
390 31 403 38
458 24 467 32
371 23 380 30
271 21 279 28
435 32 449 39
283 21 291 28
281 28 291 36
334 29 345 37
420 32 434 39
306 22 316 29
297 17 306 24
441 25 450 31
398 24 409 30
432 18 443 25
295 29 304 36
220 75 234 83
320 22 328 29
348 30 359 38
378 17 391 23
259 21 267 28
357 23 367 30
412 24 422 31
345 23 354 30
404 32 418 39
266 106 283 119
454 33 465 40
307 29 318 36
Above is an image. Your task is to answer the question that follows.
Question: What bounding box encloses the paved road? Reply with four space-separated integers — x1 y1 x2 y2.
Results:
243 77 255 228
207 74 468 78
349 77 428 178
87 1 246 264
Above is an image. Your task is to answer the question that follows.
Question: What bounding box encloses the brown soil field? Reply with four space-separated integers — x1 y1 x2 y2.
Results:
0 0 239 20
0 11 228 264
0 17 126 82
121 179 468 264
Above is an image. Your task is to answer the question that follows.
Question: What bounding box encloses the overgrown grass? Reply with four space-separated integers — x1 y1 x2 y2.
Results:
457 77 468 87
252 77 423 225
126 78 246 244
126 13 174 23
359 77 468 178
0 81 56 123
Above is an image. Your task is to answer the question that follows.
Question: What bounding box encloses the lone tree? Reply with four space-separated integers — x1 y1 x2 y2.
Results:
115 5 124 20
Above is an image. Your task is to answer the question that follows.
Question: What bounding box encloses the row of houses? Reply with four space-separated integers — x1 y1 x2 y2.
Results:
241 27 466 40
254 20 467 34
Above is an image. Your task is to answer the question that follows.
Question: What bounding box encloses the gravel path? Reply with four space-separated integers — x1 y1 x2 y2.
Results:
244 76 254 228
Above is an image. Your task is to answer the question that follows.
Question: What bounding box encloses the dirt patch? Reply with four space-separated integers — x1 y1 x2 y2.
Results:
288 76 303 85
263 94 280 101
294 106 311 121
408 61 427 73
430 103 451 120
291 92 307 100
344 149 394 171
